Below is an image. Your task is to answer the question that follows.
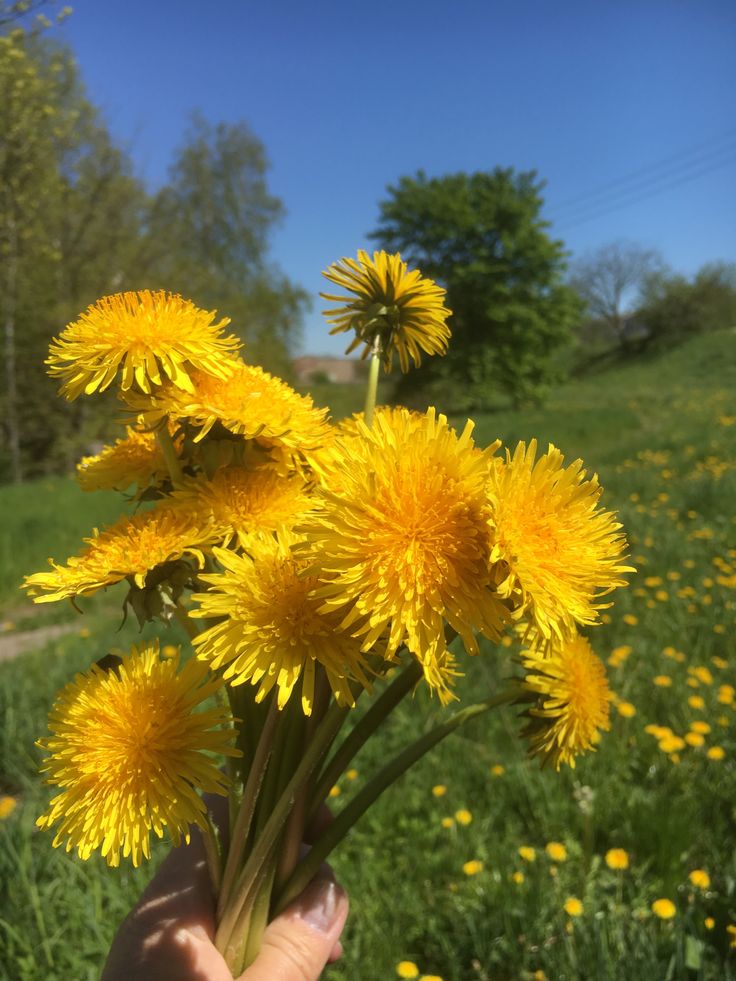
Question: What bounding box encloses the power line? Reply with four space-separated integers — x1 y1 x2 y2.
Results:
549 146 736 231
551 129 736 215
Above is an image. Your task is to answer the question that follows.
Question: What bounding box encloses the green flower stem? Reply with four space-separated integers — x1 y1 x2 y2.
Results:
217 696 280 921
363 337 382 427
216 700 349 955
201 810 223 899
220 842 278 975
173 600 200 640
155 425 184 486
274 686 521 915
308 658 423 819
241 862 277 972
275 675 331 892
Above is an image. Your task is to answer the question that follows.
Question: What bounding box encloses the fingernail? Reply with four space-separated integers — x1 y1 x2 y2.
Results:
295 877 346 934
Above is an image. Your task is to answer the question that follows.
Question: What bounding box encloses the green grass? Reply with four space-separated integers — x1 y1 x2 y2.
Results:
1 331 735 980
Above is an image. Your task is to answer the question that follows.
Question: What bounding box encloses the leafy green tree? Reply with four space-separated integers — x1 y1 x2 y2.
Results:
144 114 308 377
370 169 580 409
638 262 736 347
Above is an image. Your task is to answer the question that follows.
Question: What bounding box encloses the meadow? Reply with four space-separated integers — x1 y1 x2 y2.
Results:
1 330 734 980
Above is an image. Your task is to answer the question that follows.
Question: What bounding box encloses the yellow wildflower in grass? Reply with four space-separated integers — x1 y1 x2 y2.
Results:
441 817 455 829
455 809 473 825
653 675 673 687
172 466 313 547
564 897 583 917
728 924 736 948
688 695 706 710
519 846 536 862
76 423 178 494
519 631 611 769
651 898 677 920
0 795 17 819
420 976 444 981
302 408 507 701
684 732 705 748
396 961 420 979
490 764 505 777
705 917 715 930
487 440 632 639
345 768 359 780
36 641 236 867
191 533 370 715
690 721 711 734
689 869 710 890
463 860 484 876
512 870 525 884
623 613 638 626
321 250 451 372
24 506 219 602
605 848 630 870
617 701 636 718
707 746 725 760
47 291 239 399
129 359 331 454
432 785 447 797
545 842 568 862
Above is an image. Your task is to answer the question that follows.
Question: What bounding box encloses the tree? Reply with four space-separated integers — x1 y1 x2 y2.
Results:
569 241 664 351
144 114 308 376
637 261 736 346
370 168 580 409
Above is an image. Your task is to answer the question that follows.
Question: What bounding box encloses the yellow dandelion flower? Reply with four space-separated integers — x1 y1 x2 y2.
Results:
129 359 331 455
171 466 313 547
191 532 370 715
488 440 632 638
519 846 536 862
441 817 454 829
490 764 505 777
0 795 17 819
658 734 685 753
321 249 451 372
47 291 239 399
623 613 638 626
396 961 420 979
455 809 472 825
346 768 359 780
463 860 484 876
617 701 636 718
688 695 706 710
432 785 447 797
690 721 711 734
302 408 507 701
512 870 525 884
689 869 710 890
24 506 219 602
564 897 583 917
519 632 611 770
684 732 705 747
653 675 672 687
76 423 179 494
706 746 725 760
420 976 444 981
705 917 715 930
36 641 237 867
727 924 736 948
605 848 629 870
546 842 568 862
651 898 676 920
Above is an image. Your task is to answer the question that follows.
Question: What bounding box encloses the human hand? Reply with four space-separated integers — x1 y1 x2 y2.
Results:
101 824 348 981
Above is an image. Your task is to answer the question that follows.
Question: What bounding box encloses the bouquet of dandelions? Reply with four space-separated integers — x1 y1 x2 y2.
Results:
24 250 632 974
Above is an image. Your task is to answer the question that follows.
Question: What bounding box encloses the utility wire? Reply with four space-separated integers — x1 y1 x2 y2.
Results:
552 151 736 231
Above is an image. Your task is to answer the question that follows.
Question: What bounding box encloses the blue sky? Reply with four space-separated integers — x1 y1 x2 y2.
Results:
54 0 736 355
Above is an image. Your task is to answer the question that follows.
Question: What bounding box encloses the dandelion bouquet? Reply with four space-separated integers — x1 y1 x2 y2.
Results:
25 251 632 974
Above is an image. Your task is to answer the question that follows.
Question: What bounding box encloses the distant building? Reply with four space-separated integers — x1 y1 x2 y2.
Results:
292 356 363 385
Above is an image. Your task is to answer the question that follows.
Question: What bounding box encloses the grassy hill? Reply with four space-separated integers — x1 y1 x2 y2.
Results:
1 331 734 980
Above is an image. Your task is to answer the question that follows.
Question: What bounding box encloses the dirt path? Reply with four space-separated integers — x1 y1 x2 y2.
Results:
0 621 78 662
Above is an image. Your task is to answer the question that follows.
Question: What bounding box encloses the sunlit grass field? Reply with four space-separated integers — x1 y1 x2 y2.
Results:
1 331 734 980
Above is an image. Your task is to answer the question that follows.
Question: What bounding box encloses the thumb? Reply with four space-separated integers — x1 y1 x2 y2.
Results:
239 875 349 981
